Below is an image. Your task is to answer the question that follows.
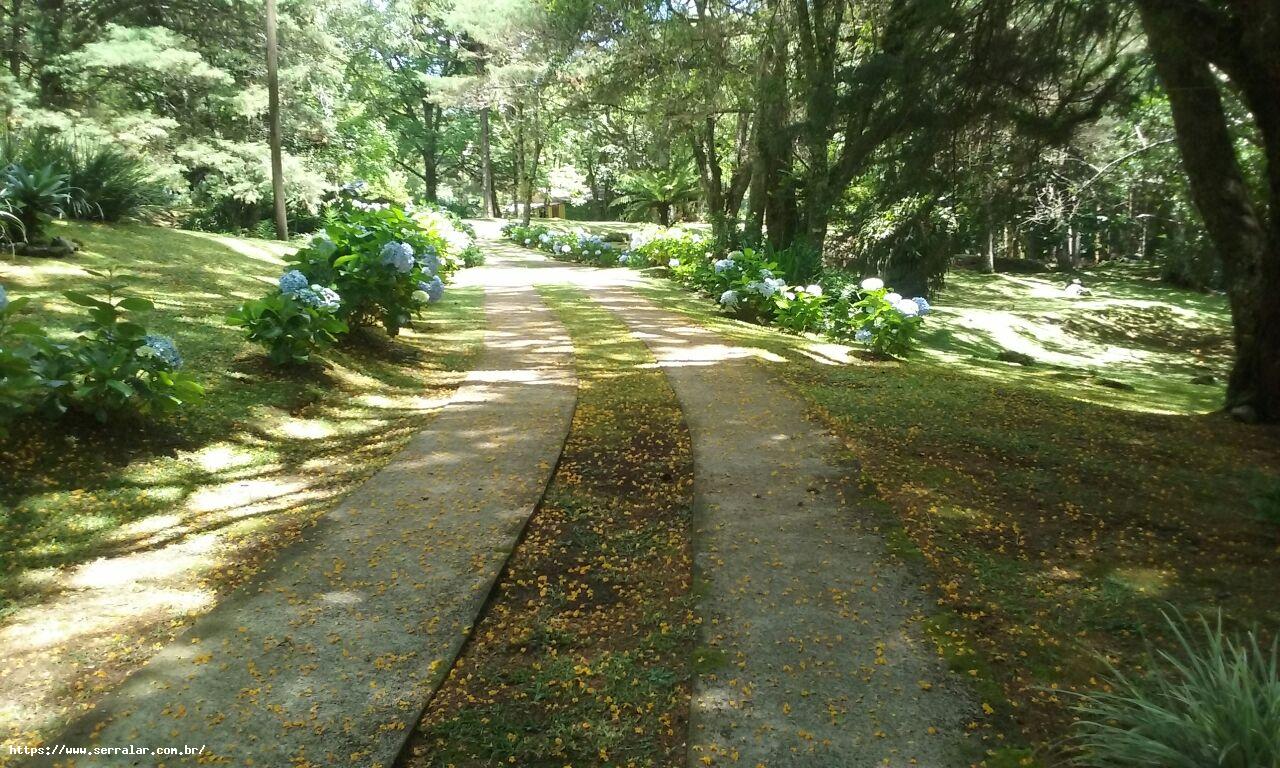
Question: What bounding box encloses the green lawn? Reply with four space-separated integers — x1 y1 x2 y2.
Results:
525 219 1232 414
924 263 1232 414
0 221 484 750
626 274 1278 766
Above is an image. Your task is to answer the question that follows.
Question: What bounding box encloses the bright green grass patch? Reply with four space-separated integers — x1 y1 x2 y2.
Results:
917 264 1231 414
0 221 485 616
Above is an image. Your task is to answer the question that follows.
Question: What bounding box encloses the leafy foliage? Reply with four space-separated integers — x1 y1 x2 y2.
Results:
288 203 451 337
228 291 348 367
0 272 202 428
1069 612 1280 768
0 163 74 243
614 165 701 226
2 134 172 223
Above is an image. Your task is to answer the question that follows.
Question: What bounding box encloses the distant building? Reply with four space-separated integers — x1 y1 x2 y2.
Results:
508 194 570 219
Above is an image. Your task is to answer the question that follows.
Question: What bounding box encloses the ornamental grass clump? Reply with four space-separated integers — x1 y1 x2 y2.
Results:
1068 611 1280 768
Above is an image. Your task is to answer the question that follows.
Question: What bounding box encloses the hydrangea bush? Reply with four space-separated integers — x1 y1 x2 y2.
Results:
285 201 453 337
503 222 623 267
504 223 935 357
1 275 203 430
228 269 349 366
229 198 467 365
830 278 931 356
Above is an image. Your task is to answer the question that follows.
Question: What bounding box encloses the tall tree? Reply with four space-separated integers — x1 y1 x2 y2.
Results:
1135 0 1280 420
265 0 287 239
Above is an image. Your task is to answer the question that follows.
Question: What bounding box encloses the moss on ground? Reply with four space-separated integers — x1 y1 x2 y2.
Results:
402 285 696 768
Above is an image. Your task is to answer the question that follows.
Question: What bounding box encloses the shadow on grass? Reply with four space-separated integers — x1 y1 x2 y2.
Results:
0 222 486 614
620 273 1279 762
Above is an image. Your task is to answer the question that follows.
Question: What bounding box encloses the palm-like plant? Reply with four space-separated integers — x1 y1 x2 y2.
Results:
614 164 701 226
0 163 75 244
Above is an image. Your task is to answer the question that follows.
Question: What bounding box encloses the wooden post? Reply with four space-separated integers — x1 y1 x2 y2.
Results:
266 0 288 240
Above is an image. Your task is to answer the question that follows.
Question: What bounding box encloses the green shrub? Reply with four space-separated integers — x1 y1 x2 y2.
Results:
228 285 348 367
56 277 203 421
288 202 448 337
829 278 929 356
766 241 824 284
504 222 622 267
1069 611 1280 768
771 286 829 333
1 134 171 223
0 287 49 437
0 163 73 243
0 274 202 427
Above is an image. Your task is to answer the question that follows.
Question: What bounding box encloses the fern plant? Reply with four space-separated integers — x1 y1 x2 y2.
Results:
614 164 700 226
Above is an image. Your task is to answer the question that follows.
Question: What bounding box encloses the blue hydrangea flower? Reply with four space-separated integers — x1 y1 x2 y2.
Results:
912 297 932 316
748 277 786 299
380 242 416 273
0 284 7 311
855 328 873 343
538 233 550 243
618 253 631 265
719 290 740 309
422 276 445 303
714 258 736 274
294 285 342 311
140 334 183 369
760 268 774 279
279 269 309 295
417 245 441 277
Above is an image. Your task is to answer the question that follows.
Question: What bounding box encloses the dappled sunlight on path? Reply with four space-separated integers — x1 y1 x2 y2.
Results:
25 284 577 767
469 227 973 767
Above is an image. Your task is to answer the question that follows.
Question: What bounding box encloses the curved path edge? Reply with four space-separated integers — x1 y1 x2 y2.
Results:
591 287 973 768
28 284 577 768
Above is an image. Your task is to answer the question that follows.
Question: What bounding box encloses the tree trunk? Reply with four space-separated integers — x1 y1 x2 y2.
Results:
1137 0 1280 419
749 3 790 248
265 0 288 240
479 105 498 217
421 101 439 203
7 0 21 79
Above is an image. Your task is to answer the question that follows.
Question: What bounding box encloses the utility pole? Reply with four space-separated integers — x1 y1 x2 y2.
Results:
266 0 288 240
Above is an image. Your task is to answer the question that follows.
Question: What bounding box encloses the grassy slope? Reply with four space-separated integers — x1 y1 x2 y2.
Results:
404 286 696 768
0 221 484 750
924 264 1232 414
621 274 1278 766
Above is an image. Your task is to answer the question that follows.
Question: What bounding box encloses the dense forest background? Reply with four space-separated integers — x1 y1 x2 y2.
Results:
2 0 1276 416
